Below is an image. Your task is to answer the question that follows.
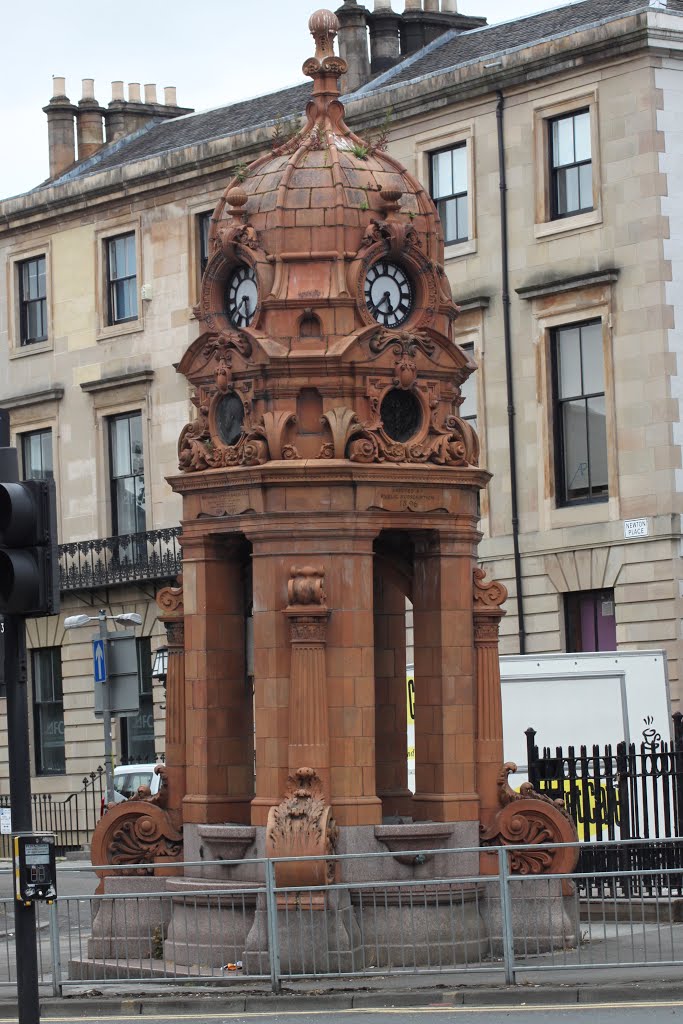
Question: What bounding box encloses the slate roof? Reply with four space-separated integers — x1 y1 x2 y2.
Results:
360 0 683 92
43 0 683 191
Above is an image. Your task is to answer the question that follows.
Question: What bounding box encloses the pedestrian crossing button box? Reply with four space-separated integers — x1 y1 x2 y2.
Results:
13 832 57 904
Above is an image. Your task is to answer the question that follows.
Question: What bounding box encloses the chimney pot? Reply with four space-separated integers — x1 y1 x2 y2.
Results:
128 82 141 102
81 78 95 100
44 78 77 178
52 76 67 98
424 0 439 10
440 0 457 9
164 86 177 106
111 80 124 101
144 83 157 104
404 0 422 7
373 0 392 8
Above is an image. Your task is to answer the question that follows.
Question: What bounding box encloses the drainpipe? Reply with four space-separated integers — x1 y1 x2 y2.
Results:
496 89 526 654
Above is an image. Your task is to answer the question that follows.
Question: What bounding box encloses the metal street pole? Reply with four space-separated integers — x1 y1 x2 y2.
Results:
5 615 40 1024
98 610 116 807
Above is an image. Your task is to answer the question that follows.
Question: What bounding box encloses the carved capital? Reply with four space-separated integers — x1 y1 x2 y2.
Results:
287 566 326 607
156 576 184 619
286 611 329 644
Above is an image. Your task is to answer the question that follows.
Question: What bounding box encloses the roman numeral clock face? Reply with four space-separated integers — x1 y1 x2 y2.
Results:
226 266 258 328
364 261 413 328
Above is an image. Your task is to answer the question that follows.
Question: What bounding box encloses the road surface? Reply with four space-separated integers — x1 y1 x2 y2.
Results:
0 1000 682 1023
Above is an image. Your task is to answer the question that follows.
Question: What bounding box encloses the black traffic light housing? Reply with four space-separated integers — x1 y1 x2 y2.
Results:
0 477 59 618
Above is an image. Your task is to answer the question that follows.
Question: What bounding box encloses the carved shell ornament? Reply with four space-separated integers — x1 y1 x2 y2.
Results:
480 764 580 877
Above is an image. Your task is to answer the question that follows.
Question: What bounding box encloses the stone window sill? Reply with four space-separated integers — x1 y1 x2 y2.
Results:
534 208 602 241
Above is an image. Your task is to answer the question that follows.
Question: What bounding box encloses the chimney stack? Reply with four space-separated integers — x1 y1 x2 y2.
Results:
76 78 105 161
336 1 371 94
105 79 194 142
368 0 401 75
43 77 78 179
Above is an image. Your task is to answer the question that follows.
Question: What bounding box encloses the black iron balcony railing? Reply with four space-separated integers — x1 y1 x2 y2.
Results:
59 528 182 592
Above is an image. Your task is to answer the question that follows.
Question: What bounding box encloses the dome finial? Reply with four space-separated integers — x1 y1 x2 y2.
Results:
308 9 340 61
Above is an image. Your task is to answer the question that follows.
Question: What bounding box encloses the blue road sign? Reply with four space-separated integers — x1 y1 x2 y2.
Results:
93 639 107 683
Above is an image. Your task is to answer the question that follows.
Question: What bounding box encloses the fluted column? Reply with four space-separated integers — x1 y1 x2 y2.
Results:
473 569 508 827
285 568 330 797
156 578 185 830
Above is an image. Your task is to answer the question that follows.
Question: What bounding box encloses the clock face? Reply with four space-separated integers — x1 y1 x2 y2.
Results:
364 261 413 328
226 266 258 328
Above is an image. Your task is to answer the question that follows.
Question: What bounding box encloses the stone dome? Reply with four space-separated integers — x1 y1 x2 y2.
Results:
197 8 451 346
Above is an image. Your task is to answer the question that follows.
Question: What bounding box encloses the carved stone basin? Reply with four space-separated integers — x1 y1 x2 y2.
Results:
374 823 455 866
197 824 257 863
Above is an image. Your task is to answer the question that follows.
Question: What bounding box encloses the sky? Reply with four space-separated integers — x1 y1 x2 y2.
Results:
0 0 568 201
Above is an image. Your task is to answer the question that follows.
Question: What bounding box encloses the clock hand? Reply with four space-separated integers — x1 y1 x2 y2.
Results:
375 291 394 314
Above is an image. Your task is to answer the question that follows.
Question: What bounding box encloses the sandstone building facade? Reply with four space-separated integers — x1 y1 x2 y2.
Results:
0 0 682 801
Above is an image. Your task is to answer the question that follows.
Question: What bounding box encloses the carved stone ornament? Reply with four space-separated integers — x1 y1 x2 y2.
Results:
156 576 184 618
266 767 339 890
90 787 183 883
287 566 326 607
473 567 508 610
480 764 580 877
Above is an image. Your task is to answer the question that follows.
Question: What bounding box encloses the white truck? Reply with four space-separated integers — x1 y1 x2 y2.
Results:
407 649 672 791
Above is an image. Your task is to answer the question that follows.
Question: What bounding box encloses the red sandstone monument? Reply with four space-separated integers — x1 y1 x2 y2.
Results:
90 9 577 972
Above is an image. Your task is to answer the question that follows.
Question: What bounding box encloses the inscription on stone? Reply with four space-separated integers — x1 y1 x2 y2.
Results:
372 487 449 513
199 490 251 518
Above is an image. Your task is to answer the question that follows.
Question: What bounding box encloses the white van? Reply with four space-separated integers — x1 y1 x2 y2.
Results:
112 763 163 802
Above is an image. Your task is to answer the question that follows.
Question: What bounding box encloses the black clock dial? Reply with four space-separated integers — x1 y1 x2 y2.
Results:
226 266 258 328
364 261 413 328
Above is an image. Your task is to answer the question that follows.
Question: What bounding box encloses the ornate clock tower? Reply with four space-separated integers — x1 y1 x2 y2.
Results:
169 6 504 847
89 8 578 972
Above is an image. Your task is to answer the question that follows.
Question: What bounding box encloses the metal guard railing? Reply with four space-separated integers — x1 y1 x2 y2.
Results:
58 528 181 592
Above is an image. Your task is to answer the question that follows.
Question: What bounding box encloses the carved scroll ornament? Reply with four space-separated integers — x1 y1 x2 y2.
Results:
90 788 183 883
480 764 579 877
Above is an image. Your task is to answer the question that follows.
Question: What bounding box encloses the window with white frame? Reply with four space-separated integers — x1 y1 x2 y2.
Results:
106 233 138 325
18 255 47 345
430 143 468 245
108 411 146 535
549 110 593 220
21 428 53 480
552 320 607 506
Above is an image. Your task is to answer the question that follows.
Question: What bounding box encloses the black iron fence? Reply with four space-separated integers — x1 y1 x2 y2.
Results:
59 528 182 592
0 766 105 857
527 713 683 897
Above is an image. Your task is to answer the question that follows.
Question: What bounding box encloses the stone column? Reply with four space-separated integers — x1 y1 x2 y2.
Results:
156 578 186 830
181 536 253 824
285 567 330 797
249 529 381 828
473 569 508 827
374 564 412 817
412 530 479 823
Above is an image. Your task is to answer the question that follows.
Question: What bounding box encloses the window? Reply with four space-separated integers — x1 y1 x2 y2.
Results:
550 110 592 219
198 211 212 277
552 320 607 506
108 412 146 535
21 429 53 480
32 648 65 775
459 344 477 431
430 144 468 245
565 589 616 652
107 233 137 325
119 638 156 763
18 256 47 345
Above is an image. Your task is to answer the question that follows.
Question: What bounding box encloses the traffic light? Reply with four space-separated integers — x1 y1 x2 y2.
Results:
0 478 59 617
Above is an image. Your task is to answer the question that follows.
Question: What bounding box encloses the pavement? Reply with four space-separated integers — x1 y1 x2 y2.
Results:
1 974 683 1019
